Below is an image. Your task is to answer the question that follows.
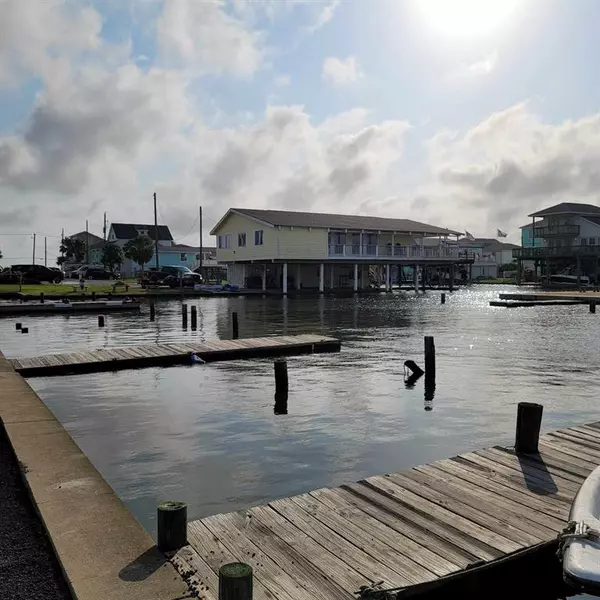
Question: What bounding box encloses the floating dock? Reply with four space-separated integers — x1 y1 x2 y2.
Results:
9 334 341 377
173 421 599 600
499 292 600 302
490 300 585 308
0 300 141 316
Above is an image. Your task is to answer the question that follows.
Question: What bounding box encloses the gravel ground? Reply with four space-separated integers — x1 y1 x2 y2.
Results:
0 426 72 600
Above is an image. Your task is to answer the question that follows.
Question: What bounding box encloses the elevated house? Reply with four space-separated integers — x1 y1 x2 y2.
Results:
457 238 520 278
513 202 600 283
210 208 472 293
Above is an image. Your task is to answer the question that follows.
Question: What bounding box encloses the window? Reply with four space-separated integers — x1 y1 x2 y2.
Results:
238 233 246 247
590 238 597 246
254 230 264 245
218 234 231 249
180 253 187 261
581 238 588 246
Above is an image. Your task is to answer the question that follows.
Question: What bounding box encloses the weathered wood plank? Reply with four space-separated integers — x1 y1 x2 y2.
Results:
171 545 218 600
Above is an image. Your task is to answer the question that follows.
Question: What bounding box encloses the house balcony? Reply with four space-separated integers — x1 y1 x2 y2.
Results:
327 245 475 261
514 245 600 260
534 225 580 238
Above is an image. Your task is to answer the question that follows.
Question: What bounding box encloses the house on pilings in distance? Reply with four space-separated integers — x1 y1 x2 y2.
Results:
210 208 474 293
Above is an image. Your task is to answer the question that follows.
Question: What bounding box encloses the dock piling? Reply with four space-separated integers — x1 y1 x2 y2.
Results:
515 402 543 454
219 563 253 600
232 311 239 339
15 323 21 330
150 302 156 321
274 358 289 398
182 304 188 329
424 336 436 382
92 291 96 302
441 293 446 305
40 292 44 304
98 315 105 327
157 501 187 552
21 327 28 334
191 305 197 329
591 300 596 314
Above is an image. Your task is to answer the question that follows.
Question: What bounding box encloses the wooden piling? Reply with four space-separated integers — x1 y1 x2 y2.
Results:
150 302 156 321
21 327 28 334
92 291 96 302
591 300 596 313
424 336 435 386
274 358 288 397
157 501 187 552
219 563 253 600
98 315 105 327
182 304 188 328
515 402 543 454
441 293 446 304
232 311 239 339
191 305 197 329
15 323 21 330
40 292 44 304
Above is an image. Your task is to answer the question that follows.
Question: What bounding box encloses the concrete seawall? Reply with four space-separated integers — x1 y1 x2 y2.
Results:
0 352 192 600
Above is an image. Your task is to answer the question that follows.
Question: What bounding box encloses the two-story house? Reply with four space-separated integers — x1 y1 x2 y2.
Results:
514 202 600 283
210 208 470 293
457 238 519 278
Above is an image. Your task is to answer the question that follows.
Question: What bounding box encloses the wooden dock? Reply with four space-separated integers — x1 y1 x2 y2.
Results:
9 334 341 377
490 299 585 308
172 421 600 600
0 300 141 316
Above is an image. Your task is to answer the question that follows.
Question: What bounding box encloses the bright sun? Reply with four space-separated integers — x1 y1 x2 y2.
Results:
415 0 519 37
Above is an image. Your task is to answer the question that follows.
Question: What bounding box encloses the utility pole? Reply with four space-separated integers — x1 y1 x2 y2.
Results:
86 219 90 264
44 237 47 267
103 212 107 243
154 192 159 269
61 228 65 264
32 233 36 265
199 206 203 270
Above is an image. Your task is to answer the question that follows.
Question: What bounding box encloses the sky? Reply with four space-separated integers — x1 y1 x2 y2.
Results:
2 0 600 264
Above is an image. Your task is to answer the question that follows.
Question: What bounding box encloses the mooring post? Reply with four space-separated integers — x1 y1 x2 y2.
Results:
274 358 289 397
591 300 596 314
150 302 156 321
441 293 446 305
219 563 253 600
191 305 197 329
92 291 96 302
232 311 239 339
424 336 435 385
98 315 105 327
157 501 187 552
515 402 543 454
40 292 44 304
21 327 29 334
182 304 188 328
15 322 21 330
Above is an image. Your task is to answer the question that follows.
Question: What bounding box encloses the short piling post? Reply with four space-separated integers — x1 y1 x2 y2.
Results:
424 336 435 382
274 358 288 397
21 327 29 334
40 292 44 304
441 293 446 304
150 302 156 321
232 311 239 339
98 315 105 327
191 305 197 329
591 300 596 314
515 402 543 454
92 291 96 302
182 304 188 329
157 501 187 552
15 322 21 330
219 563 253 600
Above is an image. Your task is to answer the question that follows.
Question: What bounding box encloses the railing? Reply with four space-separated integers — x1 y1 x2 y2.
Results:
514 245 600 259
327 245 476 260
534 225 580 237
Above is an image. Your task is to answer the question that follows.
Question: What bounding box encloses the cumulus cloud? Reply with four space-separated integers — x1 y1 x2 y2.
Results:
307 0 341 33
274 74 291 87
322 56 363 86
157 0 264 77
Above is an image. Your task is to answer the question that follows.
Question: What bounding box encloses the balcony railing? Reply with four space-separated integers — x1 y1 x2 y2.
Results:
327 245 475 260
514 245 600 259
534 225 580 237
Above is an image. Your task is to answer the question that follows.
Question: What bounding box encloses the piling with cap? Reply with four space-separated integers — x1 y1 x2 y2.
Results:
219 563 253 600
98 315 105 327
157 501 187 552
515 402 543 454
191 305 197 329
232 311 239 339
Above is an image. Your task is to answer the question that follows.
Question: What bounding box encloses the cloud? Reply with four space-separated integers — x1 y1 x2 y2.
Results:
157 0 264 77
274 74 291 87
307 0 341 33
322 56 363 86
445 51 498 84
466 52 498 76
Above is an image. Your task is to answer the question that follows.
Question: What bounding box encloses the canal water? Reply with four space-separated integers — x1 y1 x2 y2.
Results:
1 286 599 541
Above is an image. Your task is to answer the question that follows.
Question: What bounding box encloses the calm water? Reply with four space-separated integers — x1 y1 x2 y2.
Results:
1 286 599 542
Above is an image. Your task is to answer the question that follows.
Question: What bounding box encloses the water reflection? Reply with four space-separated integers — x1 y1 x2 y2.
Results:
2 286 600 535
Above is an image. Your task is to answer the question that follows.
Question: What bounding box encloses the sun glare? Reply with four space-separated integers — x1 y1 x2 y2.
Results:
415 0 519 37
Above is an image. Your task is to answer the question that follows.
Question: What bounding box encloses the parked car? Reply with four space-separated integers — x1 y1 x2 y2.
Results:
82 267 120 280
163 273 203 288
141 266 202 287
10 264 64 283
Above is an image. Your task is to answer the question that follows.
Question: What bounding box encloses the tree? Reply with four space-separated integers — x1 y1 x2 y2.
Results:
57 237 86 265
101 243 124 272
123 235 154 276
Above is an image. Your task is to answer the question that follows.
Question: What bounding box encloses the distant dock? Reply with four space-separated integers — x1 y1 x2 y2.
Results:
0 300 141 316
9 334 341 377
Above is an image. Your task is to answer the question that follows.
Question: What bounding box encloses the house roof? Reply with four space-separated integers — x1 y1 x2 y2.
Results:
529 202 600 218
582 216 600 227
68 231 103 243
459 238 519 251
211 208 461 236
110 223 173 241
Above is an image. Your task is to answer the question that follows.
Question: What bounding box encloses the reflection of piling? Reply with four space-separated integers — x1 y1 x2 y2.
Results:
150 302 155 321
157 501 187 552
515 402 543 454
232 312 239 339
274 394 288 415
219 563 253 600
191 305 197 329
98 315 105 327
182 304 188 329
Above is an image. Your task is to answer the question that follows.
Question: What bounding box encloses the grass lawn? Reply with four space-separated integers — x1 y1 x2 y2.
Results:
0 284 147 296
474 278 518 285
